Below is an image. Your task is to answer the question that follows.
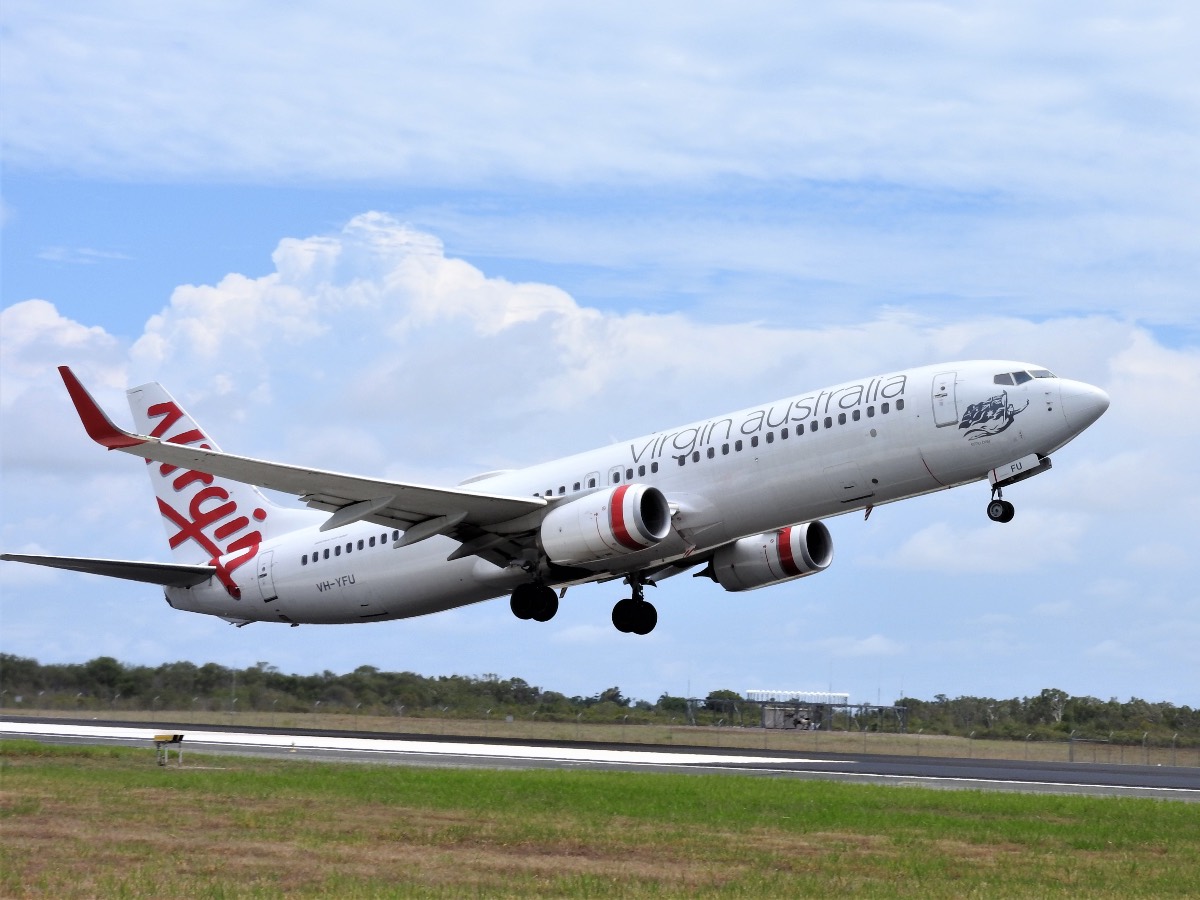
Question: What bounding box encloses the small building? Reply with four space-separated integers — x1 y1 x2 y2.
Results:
748 690 849 730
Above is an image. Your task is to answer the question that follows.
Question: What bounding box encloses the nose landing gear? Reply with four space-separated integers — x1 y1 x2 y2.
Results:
987 487 1016 523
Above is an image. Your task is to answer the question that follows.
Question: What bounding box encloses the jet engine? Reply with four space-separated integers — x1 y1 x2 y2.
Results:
709 521 833 592
540 484 672 565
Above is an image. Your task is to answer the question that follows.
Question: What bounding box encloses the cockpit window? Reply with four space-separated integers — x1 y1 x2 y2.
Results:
1012 371 1033 385
993 373 1014 386
1030 369 1056 379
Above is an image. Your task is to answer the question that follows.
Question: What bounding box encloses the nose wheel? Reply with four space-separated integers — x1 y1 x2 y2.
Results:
987 488 1015 523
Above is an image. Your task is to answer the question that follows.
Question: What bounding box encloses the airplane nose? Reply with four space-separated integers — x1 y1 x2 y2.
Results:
1060 381 1110 431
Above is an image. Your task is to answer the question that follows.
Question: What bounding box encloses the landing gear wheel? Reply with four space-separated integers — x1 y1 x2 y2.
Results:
512 583 559 621
631 601 657 636
509 583 536 620
530 585 559 622
612 598 657 635
612 598 636 633
987 499 1015 523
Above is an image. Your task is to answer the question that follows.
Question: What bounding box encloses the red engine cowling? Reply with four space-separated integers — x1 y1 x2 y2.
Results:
710 521 833 592
540 484 672 565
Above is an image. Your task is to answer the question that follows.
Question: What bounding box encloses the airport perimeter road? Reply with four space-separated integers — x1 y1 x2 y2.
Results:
3 717 1197 802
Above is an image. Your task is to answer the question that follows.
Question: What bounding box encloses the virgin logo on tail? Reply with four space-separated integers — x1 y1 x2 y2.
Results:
146 401 266 599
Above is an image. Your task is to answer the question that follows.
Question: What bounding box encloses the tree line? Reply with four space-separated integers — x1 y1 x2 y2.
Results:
0 654 1195 744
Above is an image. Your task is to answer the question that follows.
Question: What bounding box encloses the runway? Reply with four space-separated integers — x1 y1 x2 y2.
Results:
4 717 1197 801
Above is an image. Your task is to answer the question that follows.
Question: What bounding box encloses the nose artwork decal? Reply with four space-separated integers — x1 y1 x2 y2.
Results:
959 391 1029 439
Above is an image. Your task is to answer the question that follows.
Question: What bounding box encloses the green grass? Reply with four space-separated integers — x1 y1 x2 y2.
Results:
2 740 1198 897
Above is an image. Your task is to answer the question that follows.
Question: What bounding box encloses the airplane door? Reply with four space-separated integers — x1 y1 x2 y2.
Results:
255 550 278 603
932 371 959 427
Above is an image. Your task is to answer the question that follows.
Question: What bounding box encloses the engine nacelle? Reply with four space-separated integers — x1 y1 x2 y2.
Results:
540 484 672 565
710 521 833 592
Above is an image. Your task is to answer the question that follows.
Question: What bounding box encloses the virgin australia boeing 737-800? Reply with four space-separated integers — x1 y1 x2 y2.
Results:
1 362 1108 634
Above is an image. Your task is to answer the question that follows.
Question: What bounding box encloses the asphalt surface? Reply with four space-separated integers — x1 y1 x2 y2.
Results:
3 716 1197 801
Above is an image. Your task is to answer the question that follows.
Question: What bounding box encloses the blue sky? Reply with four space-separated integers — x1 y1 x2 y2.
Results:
2 3 1198 707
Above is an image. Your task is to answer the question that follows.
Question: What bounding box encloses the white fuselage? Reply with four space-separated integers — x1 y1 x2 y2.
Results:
164 360 1108 625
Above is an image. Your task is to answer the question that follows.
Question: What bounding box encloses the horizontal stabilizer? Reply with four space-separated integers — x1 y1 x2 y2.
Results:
0 553 216 588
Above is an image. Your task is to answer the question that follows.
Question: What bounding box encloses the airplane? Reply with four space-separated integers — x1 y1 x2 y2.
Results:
2 361 1109 635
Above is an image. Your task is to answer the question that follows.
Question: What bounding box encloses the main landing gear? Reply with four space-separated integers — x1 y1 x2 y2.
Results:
509 582 559 622
987 486 1016 523
612 576 657 636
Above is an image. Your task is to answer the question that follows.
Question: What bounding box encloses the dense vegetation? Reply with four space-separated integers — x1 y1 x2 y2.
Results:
1 654 1195 746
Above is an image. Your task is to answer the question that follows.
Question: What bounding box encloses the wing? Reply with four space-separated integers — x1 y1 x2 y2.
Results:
59 367 547 561
0 553 216 587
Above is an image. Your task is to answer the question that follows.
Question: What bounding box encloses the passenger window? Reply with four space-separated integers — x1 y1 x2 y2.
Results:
766 432 774 444
369 536 376 547
736 440 743 451
558 486 566 495
312 552 319 563
692 451 700 462
824 416 833 429
392 530 400 542
867 406 875 418
881 402 890 414
323 549 330 559
588 478 597 488
780 428 788 440
573 481 581 491
301 556 307 566
1013 371 1033 385
838 413 846 425
612 472 620 484
751 436 759 447
994 373 1014 386
852 409 861 421
678 455 686 466
335 546 341 557
626 468 633 480
638 465 645 476
357 540 364 550
897 399 905 411
346 543 352 554
707 447 715 458
722 443 730 455
650 462 659 474
795 425 804 437
809 421 818 433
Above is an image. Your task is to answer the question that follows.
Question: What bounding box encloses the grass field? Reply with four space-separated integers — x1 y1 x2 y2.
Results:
2 740 1198 898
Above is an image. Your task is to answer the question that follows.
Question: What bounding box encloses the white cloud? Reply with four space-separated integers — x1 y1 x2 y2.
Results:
3 4 1196 205
814 634 905 659
36 247 132 264
1085 639 1138 663
0 300 125 408
868 510 1087 574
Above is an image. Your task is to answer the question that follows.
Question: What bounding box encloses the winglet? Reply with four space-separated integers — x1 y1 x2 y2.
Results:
58 366 145 450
